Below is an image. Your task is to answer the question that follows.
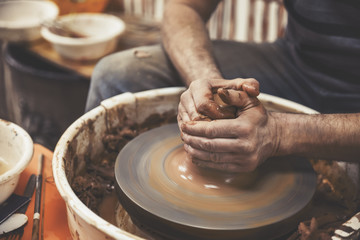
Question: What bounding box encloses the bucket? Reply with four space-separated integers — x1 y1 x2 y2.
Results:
53 87 359 239
3 42 89 149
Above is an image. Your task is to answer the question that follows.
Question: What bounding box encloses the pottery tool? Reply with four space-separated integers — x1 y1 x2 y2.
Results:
31 154 44 240
0 174 36 232
17 174 37 214
41 20 88 38
115 123 317 240
0 195 30 226
0 213 28 234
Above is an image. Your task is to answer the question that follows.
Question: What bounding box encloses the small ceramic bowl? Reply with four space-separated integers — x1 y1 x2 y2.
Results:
0 119 33 204
41 13 126 61
0 0 59 42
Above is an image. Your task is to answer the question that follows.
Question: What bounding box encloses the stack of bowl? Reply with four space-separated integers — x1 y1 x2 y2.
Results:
0 0 59 42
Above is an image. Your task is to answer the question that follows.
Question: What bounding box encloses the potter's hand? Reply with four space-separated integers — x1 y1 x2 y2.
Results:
177 78 259 125
180 91 277 173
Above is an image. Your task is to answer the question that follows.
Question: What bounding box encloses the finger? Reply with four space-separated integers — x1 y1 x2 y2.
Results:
181 132 239 153
177 113 184 139
189 81 235 120
184 144 247 164
211 78 260 97
193 78 259 119
243 82 260 97
180 90 206 121
197 102 236 119
178 102 190 123
217 88 261 110
181 119 241 138
193 93 234 120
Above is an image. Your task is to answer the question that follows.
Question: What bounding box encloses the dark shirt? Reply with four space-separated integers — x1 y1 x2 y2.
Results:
284 0 360 83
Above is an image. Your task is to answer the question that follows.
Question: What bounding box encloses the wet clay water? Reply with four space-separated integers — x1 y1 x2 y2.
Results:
164 147 260 195
148 135 296 217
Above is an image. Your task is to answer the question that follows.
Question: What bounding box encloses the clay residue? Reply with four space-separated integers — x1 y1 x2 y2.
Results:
151 140 297 218
70 111 176 213
103 110 176 153
286 159 360 240
71 151 117 211
164 147 261 195
102 125 139 153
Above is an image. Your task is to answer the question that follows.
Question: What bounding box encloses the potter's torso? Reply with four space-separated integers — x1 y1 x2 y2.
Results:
284 0 360 80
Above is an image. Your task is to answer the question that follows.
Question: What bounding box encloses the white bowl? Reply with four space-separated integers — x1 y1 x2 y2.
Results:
53 87 326 239
0 0 59 42
41 13 126 61
0 119 33 204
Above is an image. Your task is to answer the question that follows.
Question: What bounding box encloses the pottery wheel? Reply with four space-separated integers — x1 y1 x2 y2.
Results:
115 123 317 240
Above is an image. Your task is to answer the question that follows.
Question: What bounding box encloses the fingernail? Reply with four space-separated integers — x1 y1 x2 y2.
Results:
187 121 197 125
244 84 256 91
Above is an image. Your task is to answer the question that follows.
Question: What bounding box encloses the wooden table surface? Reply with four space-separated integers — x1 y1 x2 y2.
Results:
7 144 72 240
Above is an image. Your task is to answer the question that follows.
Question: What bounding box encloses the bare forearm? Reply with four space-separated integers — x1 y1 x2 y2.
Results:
272 112 360 162
161 0 222 86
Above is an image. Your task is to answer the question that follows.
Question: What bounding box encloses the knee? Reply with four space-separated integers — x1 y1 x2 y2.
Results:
86 45 171 111
91 52 131 91
86 52 131 111
86 48 153 111
91 47 158 93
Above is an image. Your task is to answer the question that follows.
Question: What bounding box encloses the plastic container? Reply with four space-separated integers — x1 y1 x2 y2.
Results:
3 43 89 149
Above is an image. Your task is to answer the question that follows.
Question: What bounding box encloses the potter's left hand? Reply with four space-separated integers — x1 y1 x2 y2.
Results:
180 91 277 173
